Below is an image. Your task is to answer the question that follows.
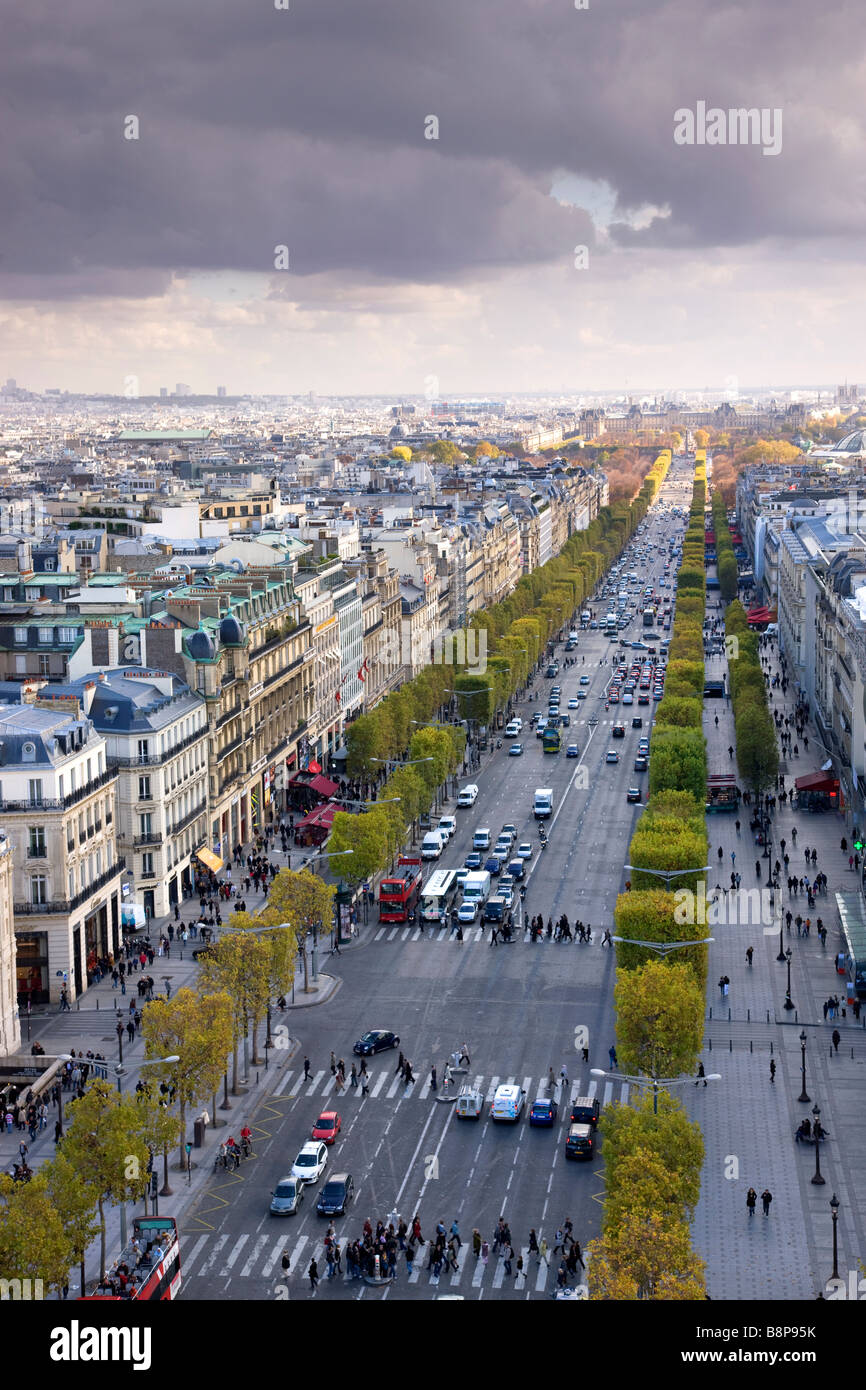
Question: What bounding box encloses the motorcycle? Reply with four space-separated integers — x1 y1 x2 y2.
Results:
496 739 502 749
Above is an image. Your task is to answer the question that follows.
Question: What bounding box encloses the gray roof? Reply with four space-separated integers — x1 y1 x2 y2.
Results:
0 703 96 767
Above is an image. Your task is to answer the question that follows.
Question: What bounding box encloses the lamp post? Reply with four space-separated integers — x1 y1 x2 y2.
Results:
611 935 715 956
590 1067 721 1115
623 863 711 892
776 899 787 962
830 1193 840 1282
811 1105 825 1185
113 1055 180 1243
798 1029 810 1103
784 947 795 1011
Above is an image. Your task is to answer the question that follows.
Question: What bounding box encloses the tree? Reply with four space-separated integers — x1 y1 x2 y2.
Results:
615 959 704 1080
143 987 233 1166
59 1081 151 1281
473 441 499 459
602 1090 703 1217
588 1210 706 1300
389 445 412 461
0 1165 87 1294
614 888 708 988
428 440 463 467
327 808 390 884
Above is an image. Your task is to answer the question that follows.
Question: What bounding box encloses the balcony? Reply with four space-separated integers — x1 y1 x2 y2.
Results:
133 832 163 847
169 801 207 837
0 766 118 815
14 857 126 916
109 727 207 769
217 733 244 763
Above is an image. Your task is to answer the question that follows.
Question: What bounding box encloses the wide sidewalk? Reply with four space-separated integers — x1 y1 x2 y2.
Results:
690 610 866 1300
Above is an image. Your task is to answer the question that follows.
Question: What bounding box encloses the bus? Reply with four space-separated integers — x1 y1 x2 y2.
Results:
420 869 458 924
836 892 866 998
642 608 656 628
542 727 561 754
80 1217 181 1300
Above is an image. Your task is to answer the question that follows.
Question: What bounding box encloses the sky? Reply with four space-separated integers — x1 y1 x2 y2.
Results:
1 0 864 397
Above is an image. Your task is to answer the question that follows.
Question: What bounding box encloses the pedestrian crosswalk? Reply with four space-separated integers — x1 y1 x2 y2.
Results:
371 923 607 944
180 1227 584 1296
267 1066 625 1111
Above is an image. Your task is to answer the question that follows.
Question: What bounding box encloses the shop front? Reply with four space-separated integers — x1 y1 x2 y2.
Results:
15 931 49 1008
84 901 110 979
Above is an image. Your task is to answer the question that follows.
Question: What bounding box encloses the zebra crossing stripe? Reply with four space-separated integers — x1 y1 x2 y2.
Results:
197 1233 229 1277
491 1252 507 1288
521 1076 533 1102
602 1081 613 1109
587 1078 598 1099
272 1068 295 1098
485 1076 500 1103
374 928 385 941
224 1233 249 1271
385 1073 403 1100
411 927 421 941
261 1233 291 1280
418 1074 432 1100
471 1253 487 1287
306 1069 326 1096
437 928 448 941
407 1242 426 1284
240 1234 271 1277
370 1071 388 1098
182 1234 209 1276
534 1257 549 1292
450 1243 470 1285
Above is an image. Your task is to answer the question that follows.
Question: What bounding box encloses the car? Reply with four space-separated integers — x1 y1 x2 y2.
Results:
311 1111 342 1145
501 824 517 839
535 721 548 738
632 641 648 650
458 899 479 923
606 750 619 764
516 842 533 859
464 852 482 870
626 787 642 803
579 675 590 685
571 1096 601 1128
437 815 456 840
589 621 598 629
638 693 650 705
566 743 579 758
499 880 515 907
455 1085 485 1120
457 784 479 807
353 1030 400 1056
270 1176 304 1216
608 689 620 703
491 1083 527 1122
612 723 625 738
529 1097 558 1127
622 693 634 705
509 743 524 757
484 856 502 876
511 717 523 731
504 720 521 737
634 756 648 771
316 1173 355 1216
631 716 643 728
550 686 561 696
291 1141 328 1186
638 740 650 754
472 828 491 850
568 698 578 709
507 858 525 880
576 689 586 700
494 837 511 857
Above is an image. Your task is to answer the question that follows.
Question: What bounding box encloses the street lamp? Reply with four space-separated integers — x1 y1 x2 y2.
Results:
113 1055 180 1240
611 935 714 955
798 1029 811 1103
830 1194 840 1282
623 863 712 891
811 1105 825 1186
590 1066 721 1115
784 947 795 1011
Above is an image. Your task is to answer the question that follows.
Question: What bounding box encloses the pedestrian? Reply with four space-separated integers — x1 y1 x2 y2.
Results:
529 1228 540 1261
746 1187 757 1218
330 1050 336 1076
746 946 754 967
832 1028 841 1054
303 1056 311 1082
430 1065 437 1092
609 1046 618 1069
396 1051 404 1075
559 1064 568 1090
538 1236 549 1265
308 1258 319 1292
695 1061 707 1087
281 1251 291 1282
769 1059 776 1084
761 1189 773 1217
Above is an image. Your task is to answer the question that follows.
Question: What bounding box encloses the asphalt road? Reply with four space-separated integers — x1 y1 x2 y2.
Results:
177 458 698 1301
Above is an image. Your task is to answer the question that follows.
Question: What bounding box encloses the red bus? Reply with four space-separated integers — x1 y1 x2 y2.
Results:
81 1216 181 1300
378 856 422 923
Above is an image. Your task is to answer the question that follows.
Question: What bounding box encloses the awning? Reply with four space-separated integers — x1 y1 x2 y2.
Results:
309 774 340 797
196 847 223 873
795 772 839 794
297 803 337 830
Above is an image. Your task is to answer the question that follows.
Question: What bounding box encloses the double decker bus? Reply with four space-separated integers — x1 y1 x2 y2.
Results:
80 1217 181 1301
420 868 458 924
378 856 422 922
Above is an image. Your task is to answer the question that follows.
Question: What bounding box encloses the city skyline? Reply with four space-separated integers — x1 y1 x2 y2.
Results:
2 0 864 395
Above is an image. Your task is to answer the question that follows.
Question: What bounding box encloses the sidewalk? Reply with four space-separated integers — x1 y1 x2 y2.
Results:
689 608 866 1299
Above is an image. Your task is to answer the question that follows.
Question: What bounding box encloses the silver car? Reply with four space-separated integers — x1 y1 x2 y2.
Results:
270 1176 304 1216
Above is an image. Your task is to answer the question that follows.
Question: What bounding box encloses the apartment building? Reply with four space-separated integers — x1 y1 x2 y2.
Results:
0 699 123 1005
343 551 403 709
0 834 18 1056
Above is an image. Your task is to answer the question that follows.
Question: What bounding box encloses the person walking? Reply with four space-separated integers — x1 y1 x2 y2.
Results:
538 1236 549 1266
609 1045 618 1069
303 1056 311 1082
746 1187 757 1218
280 1251 291 1283
695 1061 707 1087
529 1228 540 1262
308 1258 319 1292
769 1059 776 1084
761 1189 773 1217
832 1028 841 1054
746 946 754 967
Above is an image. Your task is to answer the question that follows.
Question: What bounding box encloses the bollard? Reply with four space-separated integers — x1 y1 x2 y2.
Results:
256 1071 259 1086
708 1038 712 1050
708 1006 713 1020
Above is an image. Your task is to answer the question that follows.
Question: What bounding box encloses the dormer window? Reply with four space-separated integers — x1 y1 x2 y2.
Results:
22 741 36 762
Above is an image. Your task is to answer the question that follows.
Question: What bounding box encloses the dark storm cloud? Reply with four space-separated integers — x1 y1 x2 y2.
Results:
0 0 861 299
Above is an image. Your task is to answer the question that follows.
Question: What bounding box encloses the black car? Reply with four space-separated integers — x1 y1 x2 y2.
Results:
353 1029 400 1056
317 1172 355 1216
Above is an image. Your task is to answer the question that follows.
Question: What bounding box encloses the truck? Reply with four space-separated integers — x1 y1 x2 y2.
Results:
462 870 491 906
378 856 423 921
534 788 553 819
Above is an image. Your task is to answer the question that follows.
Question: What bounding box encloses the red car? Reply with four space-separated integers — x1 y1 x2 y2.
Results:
311 1111 342 1145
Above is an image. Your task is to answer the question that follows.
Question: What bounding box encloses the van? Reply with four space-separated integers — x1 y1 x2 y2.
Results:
472 828 491 850
437 815 456 841
421 831 444 861
565 1124 594 1160
490 1084 526 1123
483 895 508 923
570 1096 600 1128
455 1085 484 1120
457 784 478 808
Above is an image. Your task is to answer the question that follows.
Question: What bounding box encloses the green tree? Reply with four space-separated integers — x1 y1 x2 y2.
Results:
615 959 704 1080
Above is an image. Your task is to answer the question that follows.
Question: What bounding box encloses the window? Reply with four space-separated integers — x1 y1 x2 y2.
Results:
138 775 151 801
14 626 27 644
37 627 53 645
22 743 36 763
30 875 47 906
86 757 92 782
139 813 153 837
141 852 154 876
107 841 113 867
28 779 43 804
39 655 50 677
44 559 55 572
96 849 102 876
28 827 46 857
137 739 150 761
14 655 26 675
68 869 74 898
58 626 77 643
58 774 64 799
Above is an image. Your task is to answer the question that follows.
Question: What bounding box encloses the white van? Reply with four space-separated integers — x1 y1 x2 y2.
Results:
421 831 445 860
490 1083 527 1123
457 784 478 808
437 815 456 841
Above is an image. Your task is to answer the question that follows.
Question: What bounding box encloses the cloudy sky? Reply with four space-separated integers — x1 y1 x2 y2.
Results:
1 0 863 396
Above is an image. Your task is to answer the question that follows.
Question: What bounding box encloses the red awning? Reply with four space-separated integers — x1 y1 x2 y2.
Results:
297 802 337 830
795 772 839 794
309 774 340 798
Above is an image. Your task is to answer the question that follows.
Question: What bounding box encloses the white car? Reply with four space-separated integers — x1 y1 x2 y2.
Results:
291 1141 328 1186
517 842 533 860
457 784 479 808
568 698 578 709
437 816 456 841
499 880 515 907
458 900 479 923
